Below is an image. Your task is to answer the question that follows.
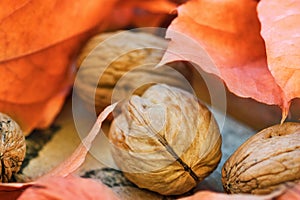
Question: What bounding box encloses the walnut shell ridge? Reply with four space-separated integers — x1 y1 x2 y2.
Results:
108 84 222 195
0 113 26 182
222 122 300 194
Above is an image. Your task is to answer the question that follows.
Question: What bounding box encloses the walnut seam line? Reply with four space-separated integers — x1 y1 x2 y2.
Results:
130 100 199 183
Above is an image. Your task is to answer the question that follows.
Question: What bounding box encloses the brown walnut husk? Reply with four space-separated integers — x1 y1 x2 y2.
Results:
75 31 190 114
0 113 26 182
108 84 222 195
222 122 300 195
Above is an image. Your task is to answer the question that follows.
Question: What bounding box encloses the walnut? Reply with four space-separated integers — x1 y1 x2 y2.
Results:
75 31 190 114
108 84 222 195
222 122 300 195
0 113 26 182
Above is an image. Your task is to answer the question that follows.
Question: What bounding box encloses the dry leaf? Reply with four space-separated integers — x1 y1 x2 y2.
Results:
277 183 300 200
179 191 271 200
180 184 300 200
0 0 117 134
0 103 117 199
161 0 297 120
107 0 177 29
17 175 119 200
0 183 33 200
257 0 300 113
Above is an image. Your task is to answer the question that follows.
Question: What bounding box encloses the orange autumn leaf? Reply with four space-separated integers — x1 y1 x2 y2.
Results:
161 0 292 119
0 103 116 200
0 0 117 134
107 0 177 30
180 191 271 200
180 184 300 200
257 0 300 108
18 175 119 200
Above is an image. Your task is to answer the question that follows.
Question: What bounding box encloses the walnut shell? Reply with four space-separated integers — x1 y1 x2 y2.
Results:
222 122 300 194
75 31 190 114
108 84 222 195
0 113 26 182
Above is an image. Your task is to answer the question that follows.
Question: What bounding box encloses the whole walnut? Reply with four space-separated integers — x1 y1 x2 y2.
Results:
0 113 26 182
108 84 222 195
75 31 190 114
222 122 300 195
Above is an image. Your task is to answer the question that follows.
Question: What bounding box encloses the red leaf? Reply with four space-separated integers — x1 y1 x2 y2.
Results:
277 183 300 200
0 183 33 200
179 191 270 200
257 0 300 106
180 184 300 200
161 0 290 118
0 0 117 134
18 175 119 200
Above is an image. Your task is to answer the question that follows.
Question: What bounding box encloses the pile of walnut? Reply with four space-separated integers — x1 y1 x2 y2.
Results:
0 113 26 182
76 31 300 196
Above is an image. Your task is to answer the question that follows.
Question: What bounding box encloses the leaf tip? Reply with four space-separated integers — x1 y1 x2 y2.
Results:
280 100 291 124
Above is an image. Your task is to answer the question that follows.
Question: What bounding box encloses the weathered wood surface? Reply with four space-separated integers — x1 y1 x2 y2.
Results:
21 97 256 199
20 69 299 199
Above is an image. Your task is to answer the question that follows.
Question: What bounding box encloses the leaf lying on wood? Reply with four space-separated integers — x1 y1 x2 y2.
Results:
161 0 300 121
17 175 119 200
0 103 117 200
180 191 270 200
180 183 300 200
0 0 117 134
